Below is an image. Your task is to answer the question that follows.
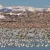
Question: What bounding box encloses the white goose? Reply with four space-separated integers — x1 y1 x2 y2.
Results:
0 15 5 19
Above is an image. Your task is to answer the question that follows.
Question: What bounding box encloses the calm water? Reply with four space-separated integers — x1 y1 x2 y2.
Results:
0 0 50 7
0 47 50 50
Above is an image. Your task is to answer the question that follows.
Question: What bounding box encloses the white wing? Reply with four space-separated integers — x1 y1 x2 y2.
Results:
0 15 5 19
17 13 22 16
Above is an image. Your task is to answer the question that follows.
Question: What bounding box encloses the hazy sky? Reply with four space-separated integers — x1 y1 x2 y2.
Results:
0 0 50 7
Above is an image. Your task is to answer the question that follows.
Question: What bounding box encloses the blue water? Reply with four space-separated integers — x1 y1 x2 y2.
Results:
0 0 50 7
0 47 50 50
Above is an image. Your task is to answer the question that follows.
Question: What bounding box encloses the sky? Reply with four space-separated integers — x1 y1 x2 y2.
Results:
0 0 50 8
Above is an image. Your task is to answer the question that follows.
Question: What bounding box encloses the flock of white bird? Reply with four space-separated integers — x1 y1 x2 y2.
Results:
0 5 50 12
0 5 50 19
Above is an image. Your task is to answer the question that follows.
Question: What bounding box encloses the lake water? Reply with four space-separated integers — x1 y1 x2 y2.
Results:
0 47 50 50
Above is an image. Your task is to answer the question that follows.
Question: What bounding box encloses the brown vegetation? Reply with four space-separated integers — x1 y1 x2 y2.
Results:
0 11 50 28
